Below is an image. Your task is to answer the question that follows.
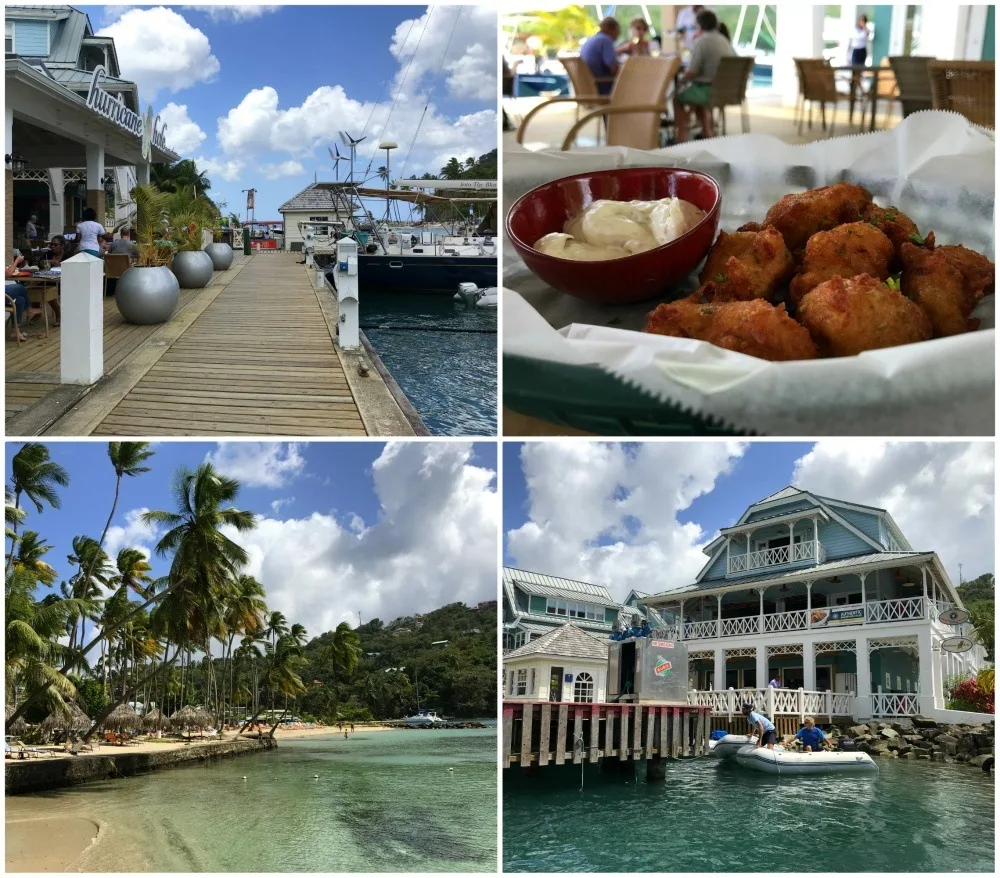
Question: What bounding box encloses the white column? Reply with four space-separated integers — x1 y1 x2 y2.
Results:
714 646 725 693
725 537 730 575
855 635 872 718
679 599 685 640
47 169 64 236
803 641 816 691
774 3 825 105
813 518 819 564
60 252 104 384
922 566 928 617
758 588 764 634
136 161 151 186
912 4 963 59
888 5 908 56
916 628 936 714
859 572 868 620
4 106 12 157
716 594 722 639
806 581 812 630
963 5 986 60
755 645 767 692
85 142 105 191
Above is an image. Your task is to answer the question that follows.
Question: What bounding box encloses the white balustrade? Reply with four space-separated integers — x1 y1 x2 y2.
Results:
763 609 807 633
865 596 924 623
721 615 760 637
831 693 853 715
693 687 854 718
683 619 719 639
802 691 823 714
871 693 918 716
728 540 822 574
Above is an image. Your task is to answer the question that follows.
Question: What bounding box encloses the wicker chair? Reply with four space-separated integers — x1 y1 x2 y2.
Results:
794 58 854 137
103 253 131 296
870 56 899 127
5 293 21 344
559 56 682 150
887 56 934 118
516 55 608 146
927 60 995 129
708 55 755 135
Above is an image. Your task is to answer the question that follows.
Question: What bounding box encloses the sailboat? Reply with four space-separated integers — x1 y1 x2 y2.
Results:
404 668 445 725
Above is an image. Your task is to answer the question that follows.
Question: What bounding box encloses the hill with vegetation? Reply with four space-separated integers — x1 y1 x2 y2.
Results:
957 572 994 661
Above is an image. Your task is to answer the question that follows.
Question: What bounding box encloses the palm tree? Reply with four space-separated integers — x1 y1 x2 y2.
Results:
377 165 390 185
261 632 308 736
221 574 267 725
6 444 69 574
12 531 57 585
327 621 362 679
440 157 463 180
151 159 212 197
264 610 289 649
64 536 114 659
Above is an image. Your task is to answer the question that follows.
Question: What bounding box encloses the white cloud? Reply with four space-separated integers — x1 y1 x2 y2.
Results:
97 7 221 98
193 155 245 183
792 441 994 583
222 442 497 632
506 442 747 599
184 5 280 22
158 102 207 154
205 442 306 489
105 507 160 561
270 497 295 514
261 160 306 180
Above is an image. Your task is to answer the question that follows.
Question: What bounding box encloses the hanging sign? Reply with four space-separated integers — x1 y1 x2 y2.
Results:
940 635 975 654
246 188 256 210
86 66 168 157
938 607 971 625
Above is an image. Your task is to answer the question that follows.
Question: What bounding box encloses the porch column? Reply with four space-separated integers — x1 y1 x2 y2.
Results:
805 581 813 629
859 572 867 620
916 628 936 714
47 169 64 239
714 646 725 693
136 161 151 187
758 588 764 634
921 566 929 617
679 599 685 640
803 641 816 691
716 594 722 639
774 3 825 106
725 537 730 575
755 645 767 692
813 518 820 564
5 106 13 265
855 635 872 718
85 142 106 221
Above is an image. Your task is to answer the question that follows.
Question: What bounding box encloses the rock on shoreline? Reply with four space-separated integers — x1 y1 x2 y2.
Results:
829 716 994 766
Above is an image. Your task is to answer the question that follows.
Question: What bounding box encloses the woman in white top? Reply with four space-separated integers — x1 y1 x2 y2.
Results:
848 15 871 67
76 207 107 257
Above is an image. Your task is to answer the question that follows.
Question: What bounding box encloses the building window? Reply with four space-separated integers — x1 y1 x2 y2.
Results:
515 669 528 696
5 22 14 53
574 672 595 703
545 598 604 621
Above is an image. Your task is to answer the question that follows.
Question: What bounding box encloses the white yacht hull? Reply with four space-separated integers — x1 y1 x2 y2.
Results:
734 745 878 775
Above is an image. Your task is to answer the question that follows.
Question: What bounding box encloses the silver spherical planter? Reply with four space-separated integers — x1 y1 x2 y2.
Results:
115 266 180 325
204 242 234 271
171 250 214 288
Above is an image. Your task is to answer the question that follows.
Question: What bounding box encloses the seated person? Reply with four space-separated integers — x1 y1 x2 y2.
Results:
5 250 40 341
793 717 829 752
46 235 67 266
581 16 622 95
619 17 652 57
673 9 736 142
109 228 138 256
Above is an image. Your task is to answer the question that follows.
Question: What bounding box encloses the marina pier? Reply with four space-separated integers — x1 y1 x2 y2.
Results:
502 701 712 776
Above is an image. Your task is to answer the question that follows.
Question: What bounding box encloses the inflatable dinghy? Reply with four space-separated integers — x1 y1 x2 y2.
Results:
710 734 784 760
734 744 878 775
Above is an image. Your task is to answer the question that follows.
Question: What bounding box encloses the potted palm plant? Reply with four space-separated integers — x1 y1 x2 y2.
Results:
168 193 216 288
115 184 180 325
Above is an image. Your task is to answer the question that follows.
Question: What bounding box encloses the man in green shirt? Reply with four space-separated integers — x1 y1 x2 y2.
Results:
673 9 736 142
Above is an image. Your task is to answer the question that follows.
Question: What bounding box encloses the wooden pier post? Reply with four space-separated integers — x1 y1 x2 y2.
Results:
671 707 681 758
632 705 643 758
572 707 583 764
520 703 534 769
503 706 513 768
681 708 690 756
555 704 568 765
658 707 668 756
645 706 655 759
588 705 599 763
538 703 551 767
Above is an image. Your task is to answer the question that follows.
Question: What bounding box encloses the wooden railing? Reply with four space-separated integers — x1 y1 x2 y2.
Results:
871 692 918 717
763 608 807 633
728 540 825 575
688 687 855 721
865 596 924 623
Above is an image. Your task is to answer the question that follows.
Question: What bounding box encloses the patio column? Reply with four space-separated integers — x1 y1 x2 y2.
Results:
855 635 872 718
5 106 13 265
773 3 825 106
859 572 868 620
679 599 685 640
916 628 936 714
714 646 725 693
813 518 819 564
136 161 150 187
85 142 106 220
716 594 722 638
803 641 816 691
805 581 812 629
921 566 929 617
47 169 64 239
758 588 764 634
755 645 767 692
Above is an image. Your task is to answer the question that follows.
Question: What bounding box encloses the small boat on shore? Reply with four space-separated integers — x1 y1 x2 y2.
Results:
734 744 878 775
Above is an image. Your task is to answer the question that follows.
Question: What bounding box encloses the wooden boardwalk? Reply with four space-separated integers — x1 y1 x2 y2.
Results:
6 253 395 436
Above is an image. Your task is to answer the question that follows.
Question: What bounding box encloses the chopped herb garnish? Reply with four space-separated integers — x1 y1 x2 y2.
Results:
885 208 899 221
715 273 728 283
909 232 925 245
886 276 901 291
699 306 716 317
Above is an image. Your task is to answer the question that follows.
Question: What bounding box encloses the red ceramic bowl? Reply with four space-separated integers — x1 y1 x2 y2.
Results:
506 166 721 303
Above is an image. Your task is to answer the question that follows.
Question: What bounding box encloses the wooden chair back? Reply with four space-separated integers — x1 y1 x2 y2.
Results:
927 60 995 128
796 58 838 102
876 55 898 99
104 253 131 280
604 55 681 149
709 56 755 109
887 55 934 115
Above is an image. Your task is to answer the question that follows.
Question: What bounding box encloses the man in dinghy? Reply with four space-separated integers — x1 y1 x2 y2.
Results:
793 717 831 753
741 702 778 750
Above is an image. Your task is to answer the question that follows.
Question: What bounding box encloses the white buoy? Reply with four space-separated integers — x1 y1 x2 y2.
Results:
241 776 247 781
447 767 454 772
313 774 319 779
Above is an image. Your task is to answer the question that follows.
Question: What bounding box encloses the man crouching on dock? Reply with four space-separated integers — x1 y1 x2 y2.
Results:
742 702 778 750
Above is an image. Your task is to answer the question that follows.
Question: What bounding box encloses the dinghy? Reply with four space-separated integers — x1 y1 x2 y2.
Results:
710 734 784 760
734 744 878 775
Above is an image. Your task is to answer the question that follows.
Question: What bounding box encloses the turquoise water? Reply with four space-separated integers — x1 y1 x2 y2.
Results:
504 757 995 872
361 294 497 436
8 728 497 872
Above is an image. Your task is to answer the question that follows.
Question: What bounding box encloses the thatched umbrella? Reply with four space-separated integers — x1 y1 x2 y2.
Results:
142 709 167 731
41 702 90 733
170 706 212 739
104 703 141 731
5 704 29 736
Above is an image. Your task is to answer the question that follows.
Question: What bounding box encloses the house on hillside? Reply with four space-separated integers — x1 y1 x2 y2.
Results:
641 486 988 721
503 623 609 702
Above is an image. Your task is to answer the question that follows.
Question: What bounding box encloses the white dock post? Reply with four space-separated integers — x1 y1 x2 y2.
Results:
334 237 360 350
60 252 104 384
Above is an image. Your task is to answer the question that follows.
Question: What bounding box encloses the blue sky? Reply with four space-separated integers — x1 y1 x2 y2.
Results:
502 441 994 599
7 440 498 639
81 5 497 219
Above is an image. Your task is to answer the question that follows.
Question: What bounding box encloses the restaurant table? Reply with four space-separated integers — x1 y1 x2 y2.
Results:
23 272 60 337
831 64 893 132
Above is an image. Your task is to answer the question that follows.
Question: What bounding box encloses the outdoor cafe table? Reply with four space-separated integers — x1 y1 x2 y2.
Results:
23 272 60 337
832 64 893 132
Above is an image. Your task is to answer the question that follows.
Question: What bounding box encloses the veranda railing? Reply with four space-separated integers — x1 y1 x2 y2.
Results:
688 686 856 721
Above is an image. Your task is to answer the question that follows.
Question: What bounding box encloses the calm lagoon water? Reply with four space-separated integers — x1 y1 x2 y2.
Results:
8 728 497 872
504 757 994 873
361 293 497 436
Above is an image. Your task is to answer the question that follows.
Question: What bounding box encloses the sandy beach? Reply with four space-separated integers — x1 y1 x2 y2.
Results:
6 816 100 872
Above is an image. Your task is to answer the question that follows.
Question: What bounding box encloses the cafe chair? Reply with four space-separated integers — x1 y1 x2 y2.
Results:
708 55 755 135
103 253 132 296
887 56 935 118
559 55 682 151
794 58 854 137
928 60 995 129
517 55 609 147
5 294 22 344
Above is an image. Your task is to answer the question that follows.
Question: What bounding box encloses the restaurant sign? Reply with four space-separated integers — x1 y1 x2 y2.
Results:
86 66 168 159
810 606 865 627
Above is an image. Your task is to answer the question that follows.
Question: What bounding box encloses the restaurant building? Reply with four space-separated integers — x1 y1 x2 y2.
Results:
4 4 178 261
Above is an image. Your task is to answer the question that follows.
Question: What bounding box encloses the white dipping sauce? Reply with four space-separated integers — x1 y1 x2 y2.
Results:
533 197 706 261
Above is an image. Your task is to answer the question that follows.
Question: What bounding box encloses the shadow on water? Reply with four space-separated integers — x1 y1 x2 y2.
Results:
503 757 995 873
360 293 497 436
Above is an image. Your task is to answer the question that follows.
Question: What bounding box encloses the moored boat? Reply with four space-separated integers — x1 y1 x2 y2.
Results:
734 744 878 775
710 734 785 760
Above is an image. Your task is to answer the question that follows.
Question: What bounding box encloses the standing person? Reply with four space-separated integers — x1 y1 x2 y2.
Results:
76 208 106 257
25 214 39 242
672 8 736 142
794 717 830 752
768 673 781 688
742 701 778 750
580 16 622 95
344 728 349 740
619 17 652 57
673 5 704 54
848 15 871 67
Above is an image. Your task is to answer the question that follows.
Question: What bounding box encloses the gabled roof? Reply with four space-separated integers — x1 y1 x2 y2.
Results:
756 486 803 504
504 622 609 661
503 567 616 604
278 182 352 213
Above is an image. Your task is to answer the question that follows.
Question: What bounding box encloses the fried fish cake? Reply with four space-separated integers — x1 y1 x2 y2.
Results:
762 181 874 252
644 293 818 361
861 203 925 266
899 242 985 337
797 273 932 356
789 222 894 305
698 225 795 301
933 244 995 297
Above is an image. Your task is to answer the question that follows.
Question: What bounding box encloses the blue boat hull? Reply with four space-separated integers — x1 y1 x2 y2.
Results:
356 254 496 295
